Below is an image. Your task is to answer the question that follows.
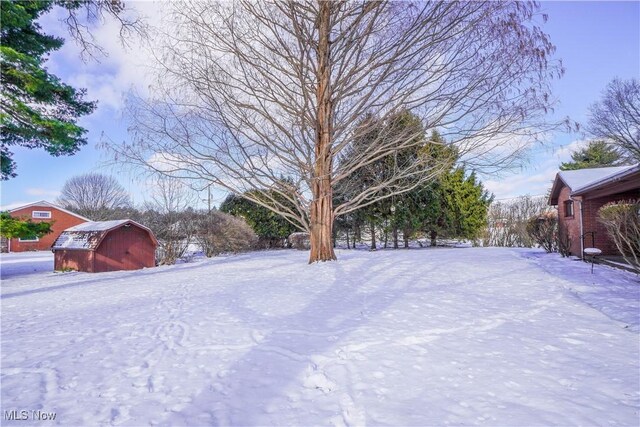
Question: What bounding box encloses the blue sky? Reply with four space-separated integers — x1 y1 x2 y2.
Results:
1 1 639 210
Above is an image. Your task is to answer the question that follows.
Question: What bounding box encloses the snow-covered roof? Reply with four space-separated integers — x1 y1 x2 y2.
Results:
66 219 130 232
571 163 640 196
8 200 91 221
558 166 632 192
52 219 157 250
549 164 640 205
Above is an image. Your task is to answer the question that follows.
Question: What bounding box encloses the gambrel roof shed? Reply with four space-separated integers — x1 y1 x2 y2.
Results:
52 220 157 273
52 219 157 250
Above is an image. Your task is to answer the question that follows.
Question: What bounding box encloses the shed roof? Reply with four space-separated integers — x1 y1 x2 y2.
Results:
549 164 640 205
52 219 157 251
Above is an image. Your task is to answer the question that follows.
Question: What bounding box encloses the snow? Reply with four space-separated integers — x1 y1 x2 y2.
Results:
52 220 149 250
1 248 638 426
558 165 633 192
64 220 131 232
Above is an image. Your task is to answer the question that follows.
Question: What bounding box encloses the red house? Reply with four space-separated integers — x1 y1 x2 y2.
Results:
5 201 89 252
549 164 640 258
52 219 157 273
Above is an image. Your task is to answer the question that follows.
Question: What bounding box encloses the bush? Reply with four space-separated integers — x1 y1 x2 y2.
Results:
483 195 548 248
220 192 298 248
194 211 257 257
598 201 640 272
557 226 572 258
526 211 557 253
142 210 196 266
289 232 310 250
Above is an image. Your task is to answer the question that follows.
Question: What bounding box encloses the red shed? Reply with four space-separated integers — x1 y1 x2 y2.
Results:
52 220 157 273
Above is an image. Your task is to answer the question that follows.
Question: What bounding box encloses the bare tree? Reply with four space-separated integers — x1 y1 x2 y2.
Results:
141 176 199 265
193 211 257 257
587 78 640 162
57 173 131 220
108 0 563 262
598 200 640 273
483 195 550 248
59 0 147 59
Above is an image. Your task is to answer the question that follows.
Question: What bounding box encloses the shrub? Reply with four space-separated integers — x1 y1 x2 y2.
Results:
194 211 257 257
289 232 311 250
598 200 640 272
557 226 572 258
526 211 558 253
220 192 298 248
483 195 548 248
142 210 196 265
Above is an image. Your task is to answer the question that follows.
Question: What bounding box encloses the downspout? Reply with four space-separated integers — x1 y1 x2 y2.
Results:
578 198 584 259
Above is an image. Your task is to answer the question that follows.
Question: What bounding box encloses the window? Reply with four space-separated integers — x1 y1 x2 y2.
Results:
18 235 39 242
32 211 51 219
564 200 574 217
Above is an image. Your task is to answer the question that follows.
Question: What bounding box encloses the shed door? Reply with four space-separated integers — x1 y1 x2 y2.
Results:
99 227 139 271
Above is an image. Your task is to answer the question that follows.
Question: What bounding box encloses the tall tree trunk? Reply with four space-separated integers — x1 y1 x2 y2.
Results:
404 227 410 248
430 230 437 247
370 221 377 250
345 229 350 249
332 225 337 248
354 222 360 248
309 1 336 263
383 224 388 249
393 227 398 249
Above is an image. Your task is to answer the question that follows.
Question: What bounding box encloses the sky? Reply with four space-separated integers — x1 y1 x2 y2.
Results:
1 1 639 210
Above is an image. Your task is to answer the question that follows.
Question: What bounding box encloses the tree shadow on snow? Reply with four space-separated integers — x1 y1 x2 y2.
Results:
157 258 443 426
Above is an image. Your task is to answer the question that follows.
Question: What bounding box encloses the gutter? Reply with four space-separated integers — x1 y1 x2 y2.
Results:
578 198 584 258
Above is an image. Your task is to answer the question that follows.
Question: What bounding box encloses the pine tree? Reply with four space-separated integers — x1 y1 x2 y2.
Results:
420 168 492 245
0 0 96 179
559 140 625 171
335 111 428 249
439 168 493 241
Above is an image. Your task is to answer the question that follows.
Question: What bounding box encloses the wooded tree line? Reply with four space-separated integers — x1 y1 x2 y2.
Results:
224 114 493 250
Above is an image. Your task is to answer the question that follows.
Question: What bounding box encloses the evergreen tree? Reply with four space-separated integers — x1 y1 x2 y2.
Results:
335 111 429 249
439 168 493 241
559 140 625 171
220 191 299 248
0 0 97 179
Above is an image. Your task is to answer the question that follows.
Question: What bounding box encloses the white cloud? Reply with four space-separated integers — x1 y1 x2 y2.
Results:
482 138 589 200
26 188 61 198
40 2 168 113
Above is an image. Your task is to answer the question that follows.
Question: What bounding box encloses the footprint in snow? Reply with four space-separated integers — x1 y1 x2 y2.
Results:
303 371 336 393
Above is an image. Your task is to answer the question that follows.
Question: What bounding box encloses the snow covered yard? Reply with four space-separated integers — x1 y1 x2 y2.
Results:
1 248 638 426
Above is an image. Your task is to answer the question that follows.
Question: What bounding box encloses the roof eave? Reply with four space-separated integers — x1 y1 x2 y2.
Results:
548 173 567 205
571 164 640 197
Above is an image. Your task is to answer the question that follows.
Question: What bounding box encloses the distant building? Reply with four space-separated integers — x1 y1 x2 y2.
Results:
52 220 157 273
3 201 89 252
549 164 640 258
